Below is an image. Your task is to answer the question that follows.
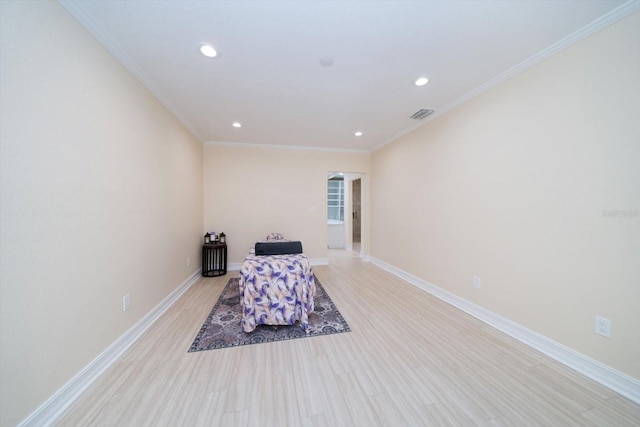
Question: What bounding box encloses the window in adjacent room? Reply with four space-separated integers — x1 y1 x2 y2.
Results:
327 175 344 221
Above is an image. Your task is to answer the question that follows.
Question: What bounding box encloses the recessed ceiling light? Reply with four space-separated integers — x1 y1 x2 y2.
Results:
414 76 429 86
200 44 217 58
354 131 363 137
232 122 242 128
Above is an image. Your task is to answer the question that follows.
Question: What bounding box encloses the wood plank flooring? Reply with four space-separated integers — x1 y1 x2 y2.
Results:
57 250 640 426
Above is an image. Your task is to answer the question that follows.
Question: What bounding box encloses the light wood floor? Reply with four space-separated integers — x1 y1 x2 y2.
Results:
57 250 640 426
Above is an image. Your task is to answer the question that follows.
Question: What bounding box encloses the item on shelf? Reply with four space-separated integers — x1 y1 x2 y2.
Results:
219 232 226 243
204 232 211 244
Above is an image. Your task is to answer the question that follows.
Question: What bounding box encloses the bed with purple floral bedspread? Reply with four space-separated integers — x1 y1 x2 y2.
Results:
238 237 316 333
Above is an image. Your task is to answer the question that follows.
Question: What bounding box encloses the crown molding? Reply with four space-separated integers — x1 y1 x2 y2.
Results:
204 140 369 154
372 0 640 152
59 0 639 154
58 0 205 142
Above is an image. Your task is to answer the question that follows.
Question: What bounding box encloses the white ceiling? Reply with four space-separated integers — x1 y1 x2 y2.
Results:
59 0 637 152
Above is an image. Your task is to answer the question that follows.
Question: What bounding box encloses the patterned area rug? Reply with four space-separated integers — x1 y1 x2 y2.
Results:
188 277 350 352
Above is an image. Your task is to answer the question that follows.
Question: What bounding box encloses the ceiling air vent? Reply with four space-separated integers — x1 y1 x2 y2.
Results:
410 109 434 120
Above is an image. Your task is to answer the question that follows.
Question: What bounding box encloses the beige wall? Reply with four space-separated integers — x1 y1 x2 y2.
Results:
1 1 636 424
0 2 203 425
203 144 370 263
371 12 640 379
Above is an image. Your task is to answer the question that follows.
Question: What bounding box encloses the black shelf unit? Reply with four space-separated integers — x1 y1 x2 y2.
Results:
202 243 227 277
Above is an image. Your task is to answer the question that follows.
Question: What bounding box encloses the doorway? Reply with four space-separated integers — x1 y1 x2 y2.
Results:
352 178 361 254
326 171 366 256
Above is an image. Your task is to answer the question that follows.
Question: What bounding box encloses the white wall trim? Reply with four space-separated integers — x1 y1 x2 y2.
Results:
18 269 202 427
369 256 640 404
228 262 242 271
204 140 368 154
58 0 205 142
229 258 328 271
371 0 640 153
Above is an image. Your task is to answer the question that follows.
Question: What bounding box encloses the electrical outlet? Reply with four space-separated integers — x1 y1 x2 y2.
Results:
123 294 130 312
594 316 611 338
473 276 481 289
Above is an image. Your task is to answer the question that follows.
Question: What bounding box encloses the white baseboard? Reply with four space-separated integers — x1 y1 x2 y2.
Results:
229 258 328 270
369 256 640 404
18 269 202 427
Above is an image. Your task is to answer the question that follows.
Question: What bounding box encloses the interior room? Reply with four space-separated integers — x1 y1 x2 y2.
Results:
1 1 639 426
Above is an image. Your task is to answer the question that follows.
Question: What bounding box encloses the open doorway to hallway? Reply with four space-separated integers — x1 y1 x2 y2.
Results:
351 178 361 254
327 171 365 257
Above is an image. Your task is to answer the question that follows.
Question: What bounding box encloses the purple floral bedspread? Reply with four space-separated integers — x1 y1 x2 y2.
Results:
238 251 316 333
